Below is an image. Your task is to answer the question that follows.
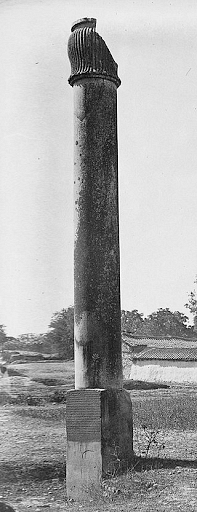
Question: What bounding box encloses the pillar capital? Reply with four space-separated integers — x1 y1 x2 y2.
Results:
68 18 121 88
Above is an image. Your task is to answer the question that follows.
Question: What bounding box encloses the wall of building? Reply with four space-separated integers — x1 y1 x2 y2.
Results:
122 343 147 379
130 359 197 383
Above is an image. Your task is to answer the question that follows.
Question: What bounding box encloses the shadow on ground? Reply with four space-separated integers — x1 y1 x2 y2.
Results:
133 455 197 472
1 456 197 485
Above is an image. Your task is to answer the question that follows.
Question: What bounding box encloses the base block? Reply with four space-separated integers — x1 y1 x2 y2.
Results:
66 388 133 500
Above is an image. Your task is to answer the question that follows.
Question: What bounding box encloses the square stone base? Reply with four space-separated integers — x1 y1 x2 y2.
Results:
66 388 133 500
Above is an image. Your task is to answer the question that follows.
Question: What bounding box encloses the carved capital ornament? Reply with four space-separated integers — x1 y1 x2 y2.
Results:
68 18 121 88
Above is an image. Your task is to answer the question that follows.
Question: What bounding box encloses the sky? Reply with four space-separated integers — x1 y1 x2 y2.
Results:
0 0 197 336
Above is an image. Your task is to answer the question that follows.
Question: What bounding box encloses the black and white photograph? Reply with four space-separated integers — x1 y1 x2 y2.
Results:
0 1 197 510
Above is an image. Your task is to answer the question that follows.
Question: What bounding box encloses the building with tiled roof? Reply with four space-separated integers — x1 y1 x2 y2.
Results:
133 347 197 361
122 332 197 348
122 334 197 383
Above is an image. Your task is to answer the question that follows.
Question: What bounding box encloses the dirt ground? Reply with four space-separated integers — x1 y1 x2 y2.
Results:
0 403 197 511
0 363 197 511
1 467 197 512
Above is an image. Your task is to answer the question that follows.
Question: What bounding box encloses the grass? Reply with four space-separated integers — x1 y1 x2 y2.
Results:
10 360 75 384
6 360 197 432
4 359 197 463
132 390 197 430
1 360 197 510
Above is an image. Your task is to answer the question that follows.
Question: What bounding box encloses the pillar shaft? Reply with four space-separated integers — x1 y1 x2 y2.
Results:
74 78 122 388
68 18 122 389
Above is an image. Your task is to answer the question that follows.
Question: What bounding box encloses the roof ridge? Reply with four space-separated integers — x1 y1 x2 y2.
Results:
122 332 197 342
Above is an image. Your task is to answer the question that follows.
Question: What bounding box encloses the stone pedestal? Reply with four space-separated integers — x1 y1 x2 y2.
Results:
66 388 133 500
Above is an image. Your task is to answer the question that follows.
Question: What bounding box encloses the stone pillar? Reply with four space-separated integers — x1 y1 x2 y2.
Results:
68 17 122 390
66 18 133 500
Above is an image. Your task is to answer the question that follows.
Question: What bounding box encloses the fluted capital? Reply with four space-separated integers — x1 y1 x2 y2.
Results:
68 18 121 88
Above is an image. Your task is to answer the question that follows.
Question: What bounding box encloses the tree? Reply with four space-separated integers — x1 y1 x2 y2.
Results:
142 308 191 338
121 307 193 338
16 333 47 353
121 309 144 334
185 277 197 332
0 324 7 348
46 307 74 359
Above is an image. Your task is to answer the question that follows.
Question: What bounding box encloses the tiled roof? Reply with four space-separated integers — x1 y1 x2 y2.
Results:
122 332 196 341
132 347 197 361
122 334 197 348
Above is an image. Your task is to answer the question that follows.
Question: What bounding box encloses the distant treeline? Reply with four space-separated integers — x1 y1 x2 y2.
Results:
1 306 196 361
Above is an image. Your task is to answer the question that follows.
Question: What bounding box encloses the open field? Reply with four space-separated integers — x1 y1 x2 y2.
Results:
0 360 197 511
7 360 75 398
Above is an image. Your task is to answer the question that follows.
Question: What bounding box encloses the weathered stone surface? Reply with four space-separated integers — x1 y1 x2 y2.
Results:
68 18 121 87
68 18 122 389
66 389 133 500
73 77 122 389
66 18 133 500
101 388 133 474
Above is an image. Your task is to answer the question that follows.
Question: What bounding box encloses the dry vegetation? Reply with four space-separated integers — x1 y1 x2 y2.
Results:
0 361 197 511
